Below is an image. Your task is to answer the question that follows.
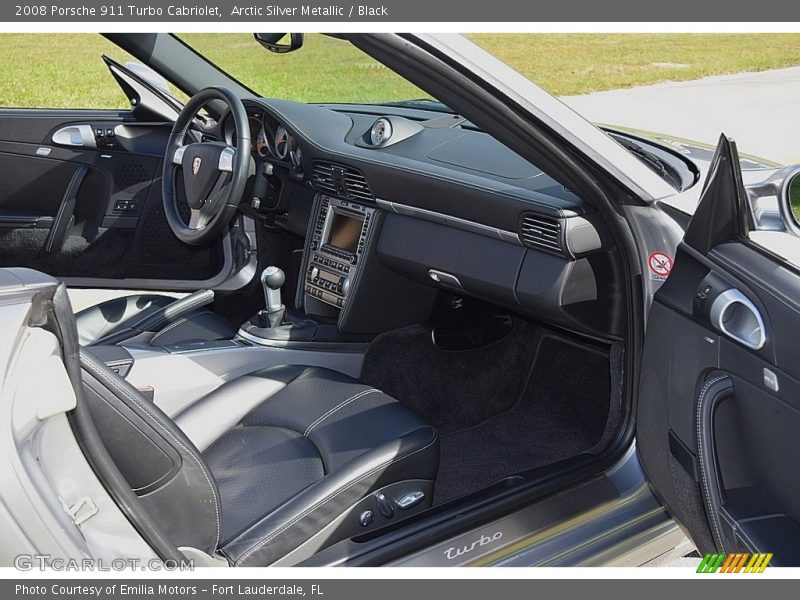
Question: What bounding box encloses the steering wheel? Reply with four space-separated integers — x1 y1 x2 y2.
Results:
162 86 252 245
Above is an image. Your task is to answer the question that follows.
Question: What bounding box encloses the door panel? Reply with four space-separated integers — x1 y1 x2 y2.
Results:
638 136 800 564
0 109 226 286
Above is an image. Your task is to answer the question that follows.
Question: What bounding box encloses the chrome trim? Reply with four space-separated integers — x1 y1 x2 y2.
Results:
52 124 96 148
428 269 462 288
236 329 282 347
172 145 186 165
779 164 800 237
763 368 780 392
370 117 393 146
376 199 522 246
385 445 685 567
218 146 235 172
709 288 766 350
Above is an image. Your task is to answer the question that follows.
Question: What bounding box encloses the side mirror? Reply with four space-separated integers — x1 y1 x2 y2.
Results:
254 33 304 54
787 172 800 227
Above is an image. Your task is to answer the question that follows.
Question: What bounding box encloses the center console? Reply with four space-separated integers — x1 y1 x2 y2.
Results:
239 184 437 346
304 195 376 310
237 194 381 347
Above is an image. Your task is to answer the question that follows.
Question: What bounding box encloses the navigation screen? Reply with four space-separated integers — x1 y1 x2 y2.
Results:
328 212 363 253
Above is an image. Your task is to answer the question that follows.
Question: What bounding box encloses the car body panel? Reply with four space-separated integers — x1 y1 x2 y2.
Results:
1 32 800 568
637 136 800 564
386 447 687 567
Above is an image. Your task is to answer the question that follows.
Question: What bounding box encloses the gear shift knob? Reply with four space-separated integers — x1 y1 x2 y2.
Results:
262 265 285 290
261 266 285 312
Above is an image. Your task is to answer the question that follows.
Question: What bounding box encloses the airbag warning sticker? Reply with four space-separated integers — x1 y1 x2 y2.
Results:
648 251 673 281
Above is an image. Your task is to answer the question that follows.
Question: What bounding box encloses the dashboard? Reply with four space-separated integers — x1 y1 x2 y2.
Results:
218 97 629 337
224 109 303 172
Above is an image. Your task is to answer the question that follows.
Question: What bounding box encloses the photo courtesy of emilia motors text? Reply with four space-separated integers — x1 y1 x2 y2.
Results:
1 0 800 595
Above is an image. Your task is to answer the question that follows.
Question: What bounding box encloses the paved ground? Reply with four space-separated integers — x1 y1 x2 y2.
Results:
562 66 800 165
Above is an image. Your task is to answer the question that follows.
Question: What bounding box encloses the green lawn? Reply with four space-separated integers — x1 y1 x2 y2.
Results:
2 33 800 108
791 178 800 222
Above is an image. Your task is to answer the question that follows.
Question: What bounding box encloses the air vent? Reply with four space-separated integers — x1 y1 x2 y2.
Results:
519 213 563 254
310 163 338 195
310 162 374 203
341 169 374 203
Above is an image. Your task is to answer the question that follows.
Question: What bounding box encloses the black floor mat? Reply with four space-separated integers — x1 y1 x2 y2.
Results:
361 319 541 433
434 335 611 503
0 228 133 278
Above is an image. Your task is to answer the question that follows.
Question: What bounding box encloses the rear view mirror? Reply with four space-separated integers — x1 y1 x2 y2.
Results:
254 33 304 54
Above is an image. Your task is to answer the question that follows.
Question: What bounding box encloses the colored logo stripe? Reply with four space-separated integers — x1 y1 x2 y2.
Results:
697 552 772 573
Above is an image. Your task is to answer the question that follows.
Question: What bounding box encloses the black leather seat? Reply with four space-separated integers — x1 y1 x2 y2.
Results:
74 292 236 346
79 353 439 566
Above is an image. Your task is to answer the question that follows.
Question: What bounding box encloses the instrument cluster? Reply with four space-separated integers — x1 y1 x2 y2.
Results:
224 110 304 174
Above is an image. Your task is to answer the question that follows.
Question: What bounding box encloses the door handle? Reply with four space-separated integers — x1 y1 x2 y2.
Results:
52 124 96 148
43 165 88 255
709 288 766 350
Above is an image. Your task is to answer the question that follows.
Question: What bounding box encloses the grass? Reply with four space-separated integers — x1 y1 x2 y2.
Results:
0 35 139 108
791 178 800 223
1 33 800 108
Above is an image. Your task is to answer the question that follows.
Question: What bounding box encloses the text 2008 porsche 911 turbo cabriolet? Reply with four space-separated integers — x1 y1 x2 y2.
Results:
1 33 800 568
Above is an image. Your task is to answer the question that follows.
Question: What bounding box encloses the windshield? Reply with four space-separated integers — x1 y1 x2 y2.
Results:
177 33 698 190
179 33 436 106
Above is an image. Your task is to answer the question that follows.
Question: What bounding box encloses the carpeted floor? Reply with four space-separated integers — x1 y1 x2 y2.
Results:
434 335 611 502
361 319 542 433
361 323 612 504
0 228 133 278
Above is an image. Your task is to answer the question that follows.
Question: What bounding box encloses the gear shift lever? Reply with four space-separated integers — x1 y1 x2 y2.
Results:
260 266 286 328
